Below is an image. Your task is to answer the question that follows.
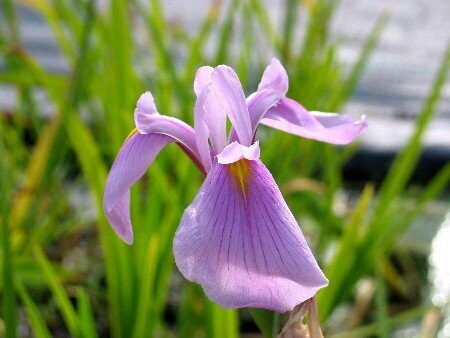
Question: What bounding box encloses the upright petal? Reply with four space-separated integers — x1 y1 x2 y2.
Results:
212 66 252 146
134 92 160 131
203 89 228 153
194 87 214 172
104 132 171 243
173 158 328 312
261 98 367 145
257 58 289 94
194 66 214 96
229 58 288 142
194 84 229 165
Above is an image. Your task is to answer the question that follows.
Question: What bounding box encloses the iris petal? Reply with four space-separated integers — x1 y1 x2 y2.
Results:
173 159 328 312
135 92 159 119
194 66 214 96
217 141 260 164
262 98 367 145
212 66 253 146
247 58 288 132
134 92 160 132
203 89 228 154
104 132 171 243
194 86 214 171
257 58 289 94
133 92 204 171
229 59 288 143
194 85 228 162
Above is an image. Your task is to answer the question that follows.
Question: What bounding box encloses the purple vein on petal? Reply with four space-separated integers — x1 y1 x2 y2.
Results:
173 160 328 312
252 177 299 281
251 164 326 278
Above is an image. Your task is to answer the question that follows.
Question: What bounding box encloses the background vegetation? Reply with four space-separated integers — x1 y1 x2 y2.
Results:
1 0 449 336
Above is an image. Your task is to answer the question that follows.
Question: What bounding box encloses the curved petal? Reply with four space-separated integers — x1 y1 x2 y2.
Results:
261 98 367 145
134 92 202 165
217 141 260 164
194 87 214 172
134 92 160 132
212 66 252 146
135 110 204 171
194 66 214 96
203 88 228 154
134 91 205 169
229 58 288 142
310 111 362 127
173 160 328 312
104 132 172 243
194 85 229 165
257 58 289 94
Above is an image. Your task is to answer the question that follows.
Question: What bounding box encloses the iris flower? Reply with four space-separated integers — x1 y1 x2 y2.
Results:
104 58 367 312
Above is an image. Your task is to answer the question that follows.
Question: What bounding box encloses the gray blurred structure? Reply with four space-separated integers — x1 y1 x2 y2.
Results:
1 1 449 182
333 0 450 149
332 0 449 183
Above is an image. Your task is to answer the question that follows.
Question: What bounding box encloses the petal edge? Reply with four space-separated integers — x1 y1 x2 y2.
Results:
173 160 328 312
104 133 172 243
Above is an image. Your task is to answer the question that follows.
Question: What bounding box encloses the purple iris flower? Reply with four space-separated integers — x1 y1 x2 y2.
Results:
104 58 367 312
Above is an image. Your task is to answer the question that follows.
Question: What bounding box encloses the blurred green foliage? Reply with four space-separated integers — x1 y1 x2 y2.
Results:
1 0 449 337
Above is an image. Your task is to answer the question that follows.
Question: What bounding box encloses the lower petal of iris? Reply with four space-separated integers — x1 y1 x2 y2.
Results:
228 159 252 201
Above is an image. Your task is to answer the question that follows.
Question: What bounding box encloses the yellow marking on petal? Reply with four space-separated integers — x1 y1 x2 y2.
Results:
125 128 138 141
228 159 252 202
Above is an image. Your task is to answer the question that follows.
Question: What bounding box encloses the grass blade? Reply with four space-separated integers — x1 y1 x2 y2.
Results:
375 267 390 337
364 43 450 260
16 280 52 338
77 288 99 338
319 184 374 319
0 112 18 338
208 303 239 338
376 43 450 215
324 42 450 321
328 305 433 338
249 308 280 338
33 244 79 337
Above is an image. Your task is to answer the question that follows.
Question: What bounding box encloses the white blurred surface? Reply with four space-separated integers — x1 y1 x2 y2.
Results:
1 1 449 149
